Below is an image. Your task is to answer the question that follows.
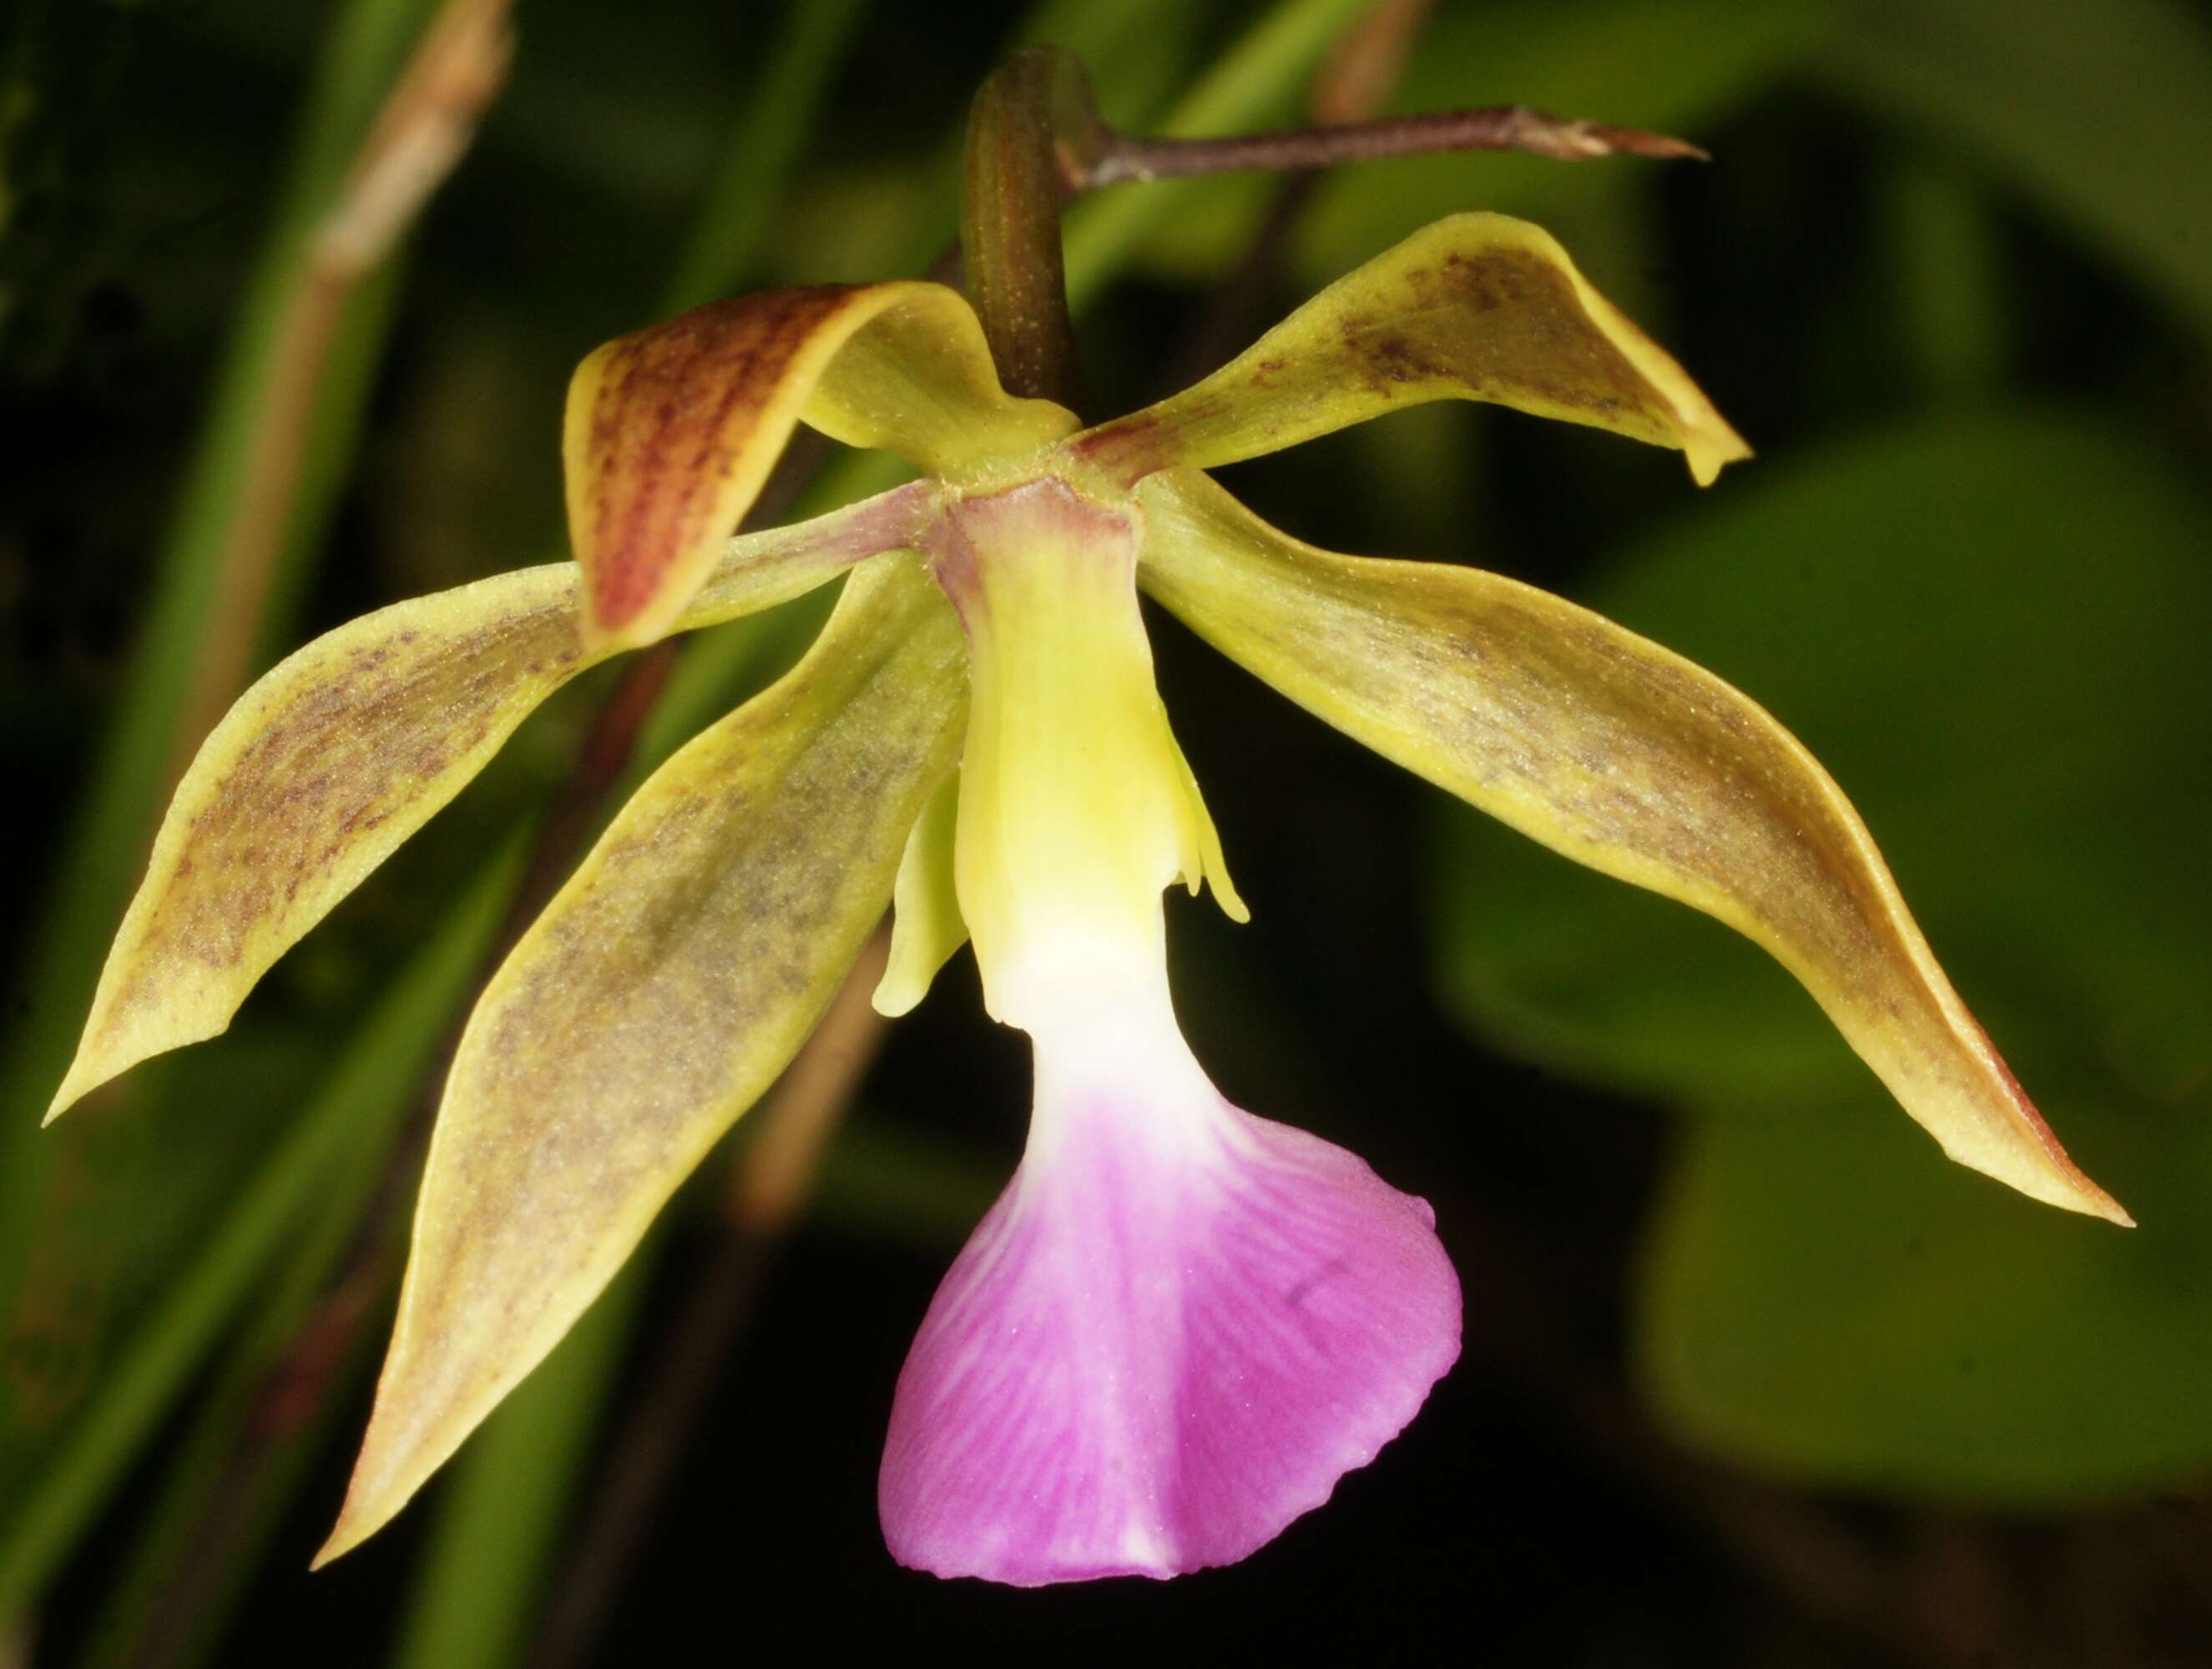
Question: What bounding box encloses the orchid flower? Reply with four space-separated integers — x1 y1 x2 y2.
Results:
46 209 2128 1587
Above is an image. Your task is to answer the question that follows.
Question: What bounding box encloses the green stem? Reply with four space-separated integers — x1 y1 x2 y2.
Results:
959 46 1092 406
660 0 870 315
75 1137 408 1669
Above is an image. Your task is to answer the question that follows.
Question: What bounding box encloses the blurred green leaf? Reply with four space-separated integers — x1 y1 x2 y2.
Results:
0 845 517 1618
1641 1076 2212 1502
0 1033 316 1501
0 0 440 1391
1434 410 2212 1494
77 1161 387 1669
391 1253 646 1669
1122 0 1836 295
1818 0 2212 340
1881 160 2008 400
660 0 871 315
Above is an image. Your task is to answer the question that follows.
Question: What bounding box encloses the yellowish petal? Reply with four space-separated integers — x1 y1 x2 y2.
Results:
1076 212 1750 487
1136 470 2126 1226
873 766 969 1018
315 553 967 1565
48 489 929 1123
800 289 1078 468
566 283 1073 650
933 478 1238 1030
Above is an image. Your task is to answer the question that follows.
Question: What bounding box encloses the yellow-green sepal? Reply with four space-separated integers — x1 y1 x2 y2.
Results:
47 489 929 1124
1076 212 1750 487
315 552 967 1566
565 283 1073 651
1135 469 2125 1227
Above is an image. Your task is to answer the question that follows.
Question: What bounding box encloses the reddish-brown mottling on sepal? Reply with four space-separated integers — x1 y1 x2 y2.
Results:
565 287 862 645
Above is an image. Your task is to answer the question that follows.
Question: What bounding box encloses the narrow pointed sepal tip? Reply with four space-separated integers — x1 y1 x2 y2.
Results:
2025 1162 2133 1229
1928 1023 2131 1227
307 1414 436 1573
43 1035 165 1125
307 1505 375 1572
1684 426 1754 488
1997 1080 2132 1227
46 971 244 1127
43 1071 89 1127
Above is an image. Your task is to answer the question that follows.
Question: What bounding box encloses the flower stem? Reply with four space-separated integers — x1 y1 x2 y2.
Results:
959 46 1095 408
959 27 1703 408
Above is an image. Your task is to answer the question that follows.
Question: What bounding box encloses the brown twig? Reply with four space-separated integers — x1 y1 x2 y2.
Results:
530 931 895 1669
167 0 516 789
1074 103 1704 194
1160 0 1437 391
106 409 842 1669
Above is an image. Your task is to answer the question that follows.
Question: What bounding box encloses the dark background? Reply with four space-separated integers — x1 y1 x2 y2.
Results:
4 0 2211 1663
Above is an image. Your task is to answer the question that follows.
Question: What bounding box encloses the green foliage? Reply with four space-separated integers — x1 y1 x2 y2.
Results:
1436 412 2212 1493
0 845 519 1615
1817 0 2212 340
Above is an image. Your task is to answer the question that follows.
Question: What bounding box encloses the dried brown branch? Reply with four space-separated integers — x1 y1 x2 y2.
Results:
1159 0 1438 392
168 0 517 787
1074 103 1704 194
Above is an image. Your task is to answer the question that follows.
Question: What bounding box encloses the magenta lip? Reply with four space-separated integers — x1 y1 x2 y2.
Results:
879 1064 1461 1586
